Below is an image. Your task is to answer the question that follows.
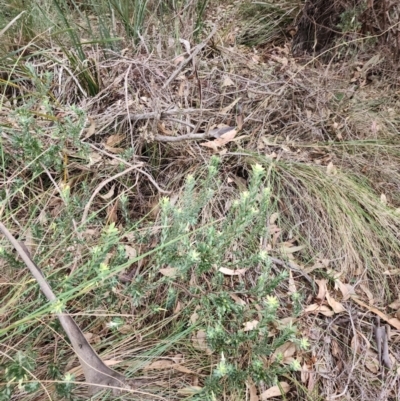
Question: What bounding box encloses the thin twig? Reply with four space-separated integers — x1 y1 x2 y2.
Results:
270 256 315 291
81 164 143 225
87 144 170 195
162 25 218 89
134 167 170 194
167 117 196 128
129 108 210 121
330 306 358 399
153 132 211 142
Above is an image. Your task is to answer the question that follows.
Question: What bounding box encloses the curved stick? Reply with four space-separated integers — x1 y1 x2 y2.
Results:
0 222 127 396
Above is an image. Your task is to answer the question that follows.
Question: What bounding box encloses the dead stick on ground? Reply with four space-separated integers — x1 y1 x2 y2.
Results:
162 25 218 89
129 108 210 122
153 132 212 142
270 256 315 291
81 163 143 225
0 222 128 396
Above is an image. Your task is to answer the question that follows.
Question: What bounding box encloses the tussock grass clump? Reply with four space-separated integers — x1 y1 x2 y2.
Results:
237 0 299 47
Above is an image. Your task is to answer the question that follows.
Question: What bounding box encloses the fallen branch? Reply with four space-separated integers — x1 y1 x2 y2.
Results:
153 132 211 142
0 222 127 396
152 125 236 143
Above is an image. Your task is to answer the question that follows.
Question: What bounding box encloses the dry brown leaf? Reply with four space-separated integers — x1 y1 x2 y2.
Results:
144 359 175 370
288 270 297 294
321 259 330 267
179 38 191 53
359 283 374 305
88 151 102 166
219 267 247 276
124 245 137 259
200 140 217 152
83 332 93 342
388 299 400 310
123 232 135 241
243 320 259 332
178 80 187 97
247 379 259 401
326 291 346 313
84 116 96 139
304 303 335 317
103 144 124 154
190 311 199 324
172 364 198 375
192 330 213 355
106 200 118 224
173 55 185 65
275 317 297 331
177 386 203 395
331 339 341 357
383 268 400 275
326 162 337 176
352 296 400 330
279 245 305 254
119 324 133 334
365 350 379 373
170 354 184 364
103 359 123 367
208 125 236 138
301 362 314 390
221 76 235 87
220 98 241 114
104 252 114 265
270 55 288 66
106 133 125 147
201 129 237 149
236 113 244 131
301 362 310 383
304 261 323 274
336 280 356 301
272 342 296 363
159 267 178 278
260 382 290 400
230 293 247 306
99 185 115 200
23 228 35 254
174 301 182 314
315 279 327 301
269 212 279 224
231 134 248 143
157 122 173 136
307 371 316 392
351 333 361 353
